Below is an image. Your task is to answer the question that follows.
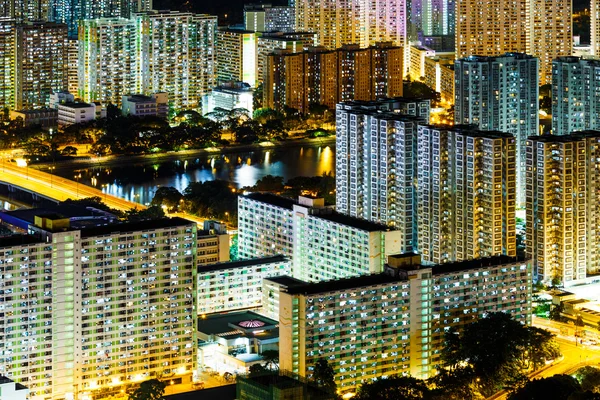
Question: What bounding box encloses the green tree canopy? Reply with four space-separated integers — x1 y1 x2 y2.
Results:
151 186 183 212
508 375 581 400
442 313 560 396
312 358 337 394
576 367 600 393
128 379 166 400
354 376 432 400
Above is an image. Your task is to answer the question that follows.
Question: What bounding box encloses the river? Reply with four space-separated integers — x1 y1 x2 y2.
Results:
51 145 336 205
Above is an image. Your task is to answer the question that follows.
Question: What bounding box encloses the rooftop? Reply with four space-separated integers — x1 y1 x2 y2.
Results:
430 255 526 275
528 131 600 143
242 193 392 232
264 275 307 287
124 94 155 103
314 211 392 232
80 217 193 238
285 255 526 295
4 204 108 223
198 255 289 273
197 310 278 340
0 235 44 248
61 102 94 109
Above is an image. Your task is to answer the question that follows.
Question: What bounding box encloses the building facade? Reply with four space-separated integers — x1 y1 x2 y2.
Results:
295 0 407 52
0 18 16 111
244 4 296 32
552 57 600 136
423 53 454 103
237 194 403 282
265 43 403 112
455 0 570 85
0 217 197 400
256 31 316 85
57 101 104 126
526 132 600 286
79 12 217 110
121 93 168 118
417 126 517 264
335 99 431 253
216 29 258 87
50 0 153 37
278 255 532 392
142 11 217 110
196 255 292 315
455 53 539 206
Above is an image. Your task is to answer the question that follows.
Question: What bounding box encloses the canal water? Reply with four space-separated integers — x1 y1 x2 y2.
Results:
52 145 336 205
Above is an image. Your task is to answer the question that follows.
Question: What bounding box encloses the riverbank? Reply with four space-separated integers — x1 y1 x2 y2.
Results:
33 136 336 171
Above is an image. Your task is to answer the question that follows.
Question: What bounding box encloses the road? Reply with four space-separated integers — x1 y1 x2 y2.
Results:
0 160 207 227
487 317 600 400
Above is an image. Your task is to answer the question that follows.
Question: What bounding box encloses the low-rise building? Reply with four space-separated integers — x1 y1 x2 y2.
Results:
203 81 254 116
9 108 57 127
197 311 279 373
278 254 532 393
121 93 168 118
197 255 291 315
49 91 75 109
0 377 28 400
57 101 105 126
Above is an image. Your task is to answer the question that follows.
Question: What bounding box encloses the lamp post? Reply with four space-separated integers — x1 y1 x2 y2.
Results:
49 166 55 187
75 173 82 198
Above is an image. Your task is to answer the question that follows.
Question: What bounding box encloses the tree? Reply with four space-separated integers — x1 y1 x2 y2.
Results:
312 358 336 394
550 302 565 322
441 313 559 397
248 364 267 377
125 205 166 222
128 379 166 400
576 367 600 393
254 175 284 192
354 376 432 400
151 186 183 212
508 375 581 400
526 326 561 370
260 350 279 371
61 145 78 156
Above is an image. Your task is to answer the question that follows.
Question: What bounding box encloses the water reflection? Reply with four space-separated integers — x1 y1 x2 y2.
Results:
55 146 336 205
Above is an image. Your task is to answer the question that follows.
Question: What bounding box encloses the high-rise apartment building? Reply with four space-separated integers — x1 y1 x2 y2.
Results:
0 216 197 400
455 53 539 206
455 0 570 85
526 132 600 286
244 4 296 32
197 255 292 315
256 31 316 84
51 0 152 37
278 254 532 392
15 22 67 110
66 38 78 95
79 12 217 110
295 0 407 52
142 11 217 110
552 57 600 136
593 0 600 57
0 18 16 111
2 0 50 21
410 0 455 38
335 99 431 252
78 18 138 106
265 43 403 112
417 126 517 264
216 29 257 87
237 193 403 282
529 0 571 84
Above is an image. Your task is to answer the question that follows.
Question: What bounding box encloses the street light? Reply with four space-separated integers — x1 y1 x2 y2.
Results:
75 173 82 198
49 166 55 187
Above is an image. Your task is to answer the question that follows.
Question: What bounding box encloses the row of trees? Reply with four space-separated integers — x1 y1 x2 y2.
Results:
150 174 337 225
1 103 336 157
